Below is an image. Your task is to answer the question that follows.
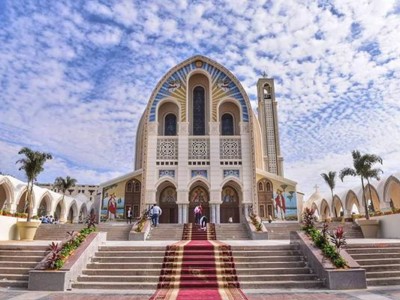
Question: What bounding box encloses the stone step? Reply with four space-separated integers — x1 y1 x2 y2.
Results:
346 243 400 249
367 277 400 286
78 275 159 283
0 274 29 281
367 271 400 279
238 274 318 282
72 282 157 290
0 267 31 275
235 267 312 275
0 262 38 268
87 263 162 269
356 258 400 266
99 246 166 251
0 255 44 262
92 257 164 263
96 251 166 257
346 248 400 254
0 280 28 288
362 264 400 272
349 253 400 260
226 256 303 262
231 245 299 251
82 269 162 276
0 245 48 251
0 250 47 256
239 280 323 289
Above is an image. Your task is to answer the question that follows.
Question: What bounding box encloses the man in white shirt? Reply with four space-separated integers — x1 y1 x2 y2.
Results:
151 204 162 227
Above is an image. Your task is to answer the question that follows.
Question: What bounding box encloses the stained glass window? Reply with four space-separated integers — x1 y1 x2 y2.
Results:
164 114 177 136
221 113 234 135
193 86 205 135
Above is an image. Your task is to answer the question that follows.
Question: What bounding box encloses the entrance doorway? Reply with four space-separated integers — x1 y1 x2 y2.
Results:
220 185 240 223
188 185 209 223
158 184 178 224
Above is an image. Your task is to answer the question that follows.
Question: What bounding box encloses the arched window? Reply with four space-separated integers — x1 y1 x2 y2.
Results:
134 181 141 192
164 114 177 136
193 86 205 135
266 182 271 191
126 182 133 192
221 113 234 135
258 182 264 191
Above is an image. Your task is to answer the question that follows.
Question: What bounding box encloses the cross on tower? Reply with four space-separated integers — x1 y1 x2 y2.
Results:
262 71 268 78
313 184 319 192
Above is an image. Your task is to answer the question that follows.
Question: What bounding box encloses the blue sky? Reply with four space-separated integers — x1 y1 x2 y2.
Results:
1 0 399 200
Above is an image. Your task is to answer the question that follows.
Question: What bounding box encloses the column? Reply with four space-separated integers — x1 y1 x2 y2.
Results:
216 204 221 224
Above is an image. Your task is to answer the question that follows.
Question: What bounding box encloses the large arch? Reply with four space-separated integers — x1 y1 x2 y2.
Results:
332 195 344 218
37 193 52 217
16 189 28 213
157 100 180 136
320 199 331 221
79 203 88 223
188 180 210 223
189 74 210 135
345 190 360 215
364 183 380 212
384 176 400 208
218 100 241 136
220 180 241 223
54 198 67 223
0 180 13 211
67 201 78 223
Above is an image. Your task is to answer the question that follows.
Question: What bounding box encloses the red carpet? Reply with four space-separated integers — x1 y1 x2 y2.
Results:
150 224 248 300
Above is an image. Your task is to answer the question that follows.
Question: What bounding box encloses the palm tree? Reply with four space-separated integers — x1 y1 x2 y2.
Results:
339 150 383 220
16 147 52 221
320 171 337 217
364 167 384 213
53 176 77 203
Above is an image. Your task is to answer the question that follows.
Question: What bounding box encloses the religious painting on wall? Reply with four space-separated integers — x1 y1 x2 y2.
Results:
222 186 238 203
101 183 125 222
161 187 176 203
190 187 208 204
273 187 297 220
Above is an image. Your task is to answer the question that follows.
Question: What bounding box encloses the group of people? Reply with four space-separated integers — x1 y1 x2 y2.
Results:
194 204 208 230
40 215 58 224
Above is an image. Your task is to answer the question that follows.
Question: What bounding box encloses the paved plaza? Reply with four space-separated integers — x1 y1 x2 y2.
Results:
1 286 400 300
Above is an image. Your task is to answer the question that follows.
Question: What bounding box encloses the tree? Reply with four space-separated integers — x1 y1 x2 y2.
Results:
16 147 52 221
364 167 384 213
339 150 383 220
320 171 337 217
53 176 77 203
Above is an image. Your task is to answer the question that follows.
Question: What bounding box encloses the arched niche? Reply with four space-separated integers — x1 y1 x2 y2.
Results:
0 182 12 211
345 191 360 214
188 73 210 135
79 204 88 223
68 201 78 223
332 195 344 217
157 101 179 136
37 195 51 217
218 101 241 135
16 190 28 213
188 181 210 223
125 179 141 219
320 199 331 221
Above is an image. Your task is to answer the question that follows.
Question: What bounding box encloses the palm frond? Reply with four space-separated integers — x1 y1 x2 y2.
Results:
339 168 356 182
320 171 336 190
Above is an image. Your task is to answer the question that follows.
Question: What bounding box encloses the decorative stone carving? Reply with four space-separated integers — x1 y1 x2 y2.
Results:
157 138 178 160
189 138 209 160
159 170 175 178
223 170 240 178
220 138 241 159
191 170 207 179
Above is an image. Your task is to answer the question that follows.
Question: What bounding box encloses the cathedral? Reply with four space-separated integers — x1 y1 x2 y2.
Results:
98 55 301 224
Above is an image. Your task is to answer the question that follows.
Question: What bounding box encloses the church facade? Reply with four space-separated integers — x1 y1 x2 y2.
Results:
98 55 301 224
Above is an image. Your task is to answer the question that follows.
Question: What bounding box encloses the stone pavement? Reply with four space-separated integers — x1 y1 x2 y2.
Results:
1 286 400 300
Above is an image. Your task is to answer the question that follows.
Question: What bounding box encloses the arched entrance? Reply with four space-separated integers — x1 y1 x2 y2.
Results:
257 178 274 219
158 185 178 224
188 184 209 223
37 195 50 217
68 202 78 223
16 190 28 213
79 204 88 223
320 199 330 221
0 182 11 211
332 196 344 218
125 179 141 219
346 191 360 216
54 199 66 223
220 184 240 223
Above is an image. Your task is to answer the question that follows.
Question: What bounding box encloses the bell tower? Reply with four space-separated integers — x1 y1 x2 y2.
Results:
257 77 284 176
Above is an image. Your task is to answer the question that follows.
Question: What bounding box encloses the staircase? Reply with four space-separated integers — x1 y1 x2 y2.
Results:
214 223 250 240
34 223 133 241
232 244 323 288
146 224 184 240
346 243 400 286
317 222 364 239
72 245 165 290
0 244 48 288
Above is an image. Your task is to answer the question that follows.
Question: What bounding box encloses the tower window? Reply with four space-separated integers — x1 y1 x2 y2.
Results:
221 113 234 135
193 86 205 135
164 114 177 136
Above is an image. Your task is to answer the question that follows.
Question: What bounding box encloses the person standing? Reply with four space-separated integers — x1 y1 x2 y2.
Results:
126 207 133 224
194 204 203 225
151 204 162 227
200 215 208 231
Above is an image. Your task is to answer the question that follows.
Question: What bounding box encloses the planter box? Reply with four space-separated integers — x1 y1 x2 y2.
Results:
29 232 107 291
244 218 268 240
356 219 380 238
17 220 41 241
290 231 366 290
129 219 151 241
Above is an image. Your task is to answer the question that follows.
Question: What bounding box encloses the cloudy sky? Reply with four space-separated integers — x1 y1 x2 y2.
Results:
0 0 399 200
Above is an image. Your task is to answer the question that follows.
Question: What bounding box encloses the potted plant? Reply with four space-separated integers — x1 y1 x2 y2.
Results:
339 150 383 238
16 147 52 240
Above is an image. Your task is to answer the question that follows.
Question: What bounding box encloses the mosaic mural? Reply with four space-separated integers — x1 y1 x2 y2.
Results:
149 59 249 122
223 169 240 178
191 170 208 179
273 189 298 220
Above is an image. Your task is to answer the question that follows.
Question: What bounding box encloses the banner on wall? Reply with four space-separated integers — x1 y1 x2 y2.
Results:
273 189 298 220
